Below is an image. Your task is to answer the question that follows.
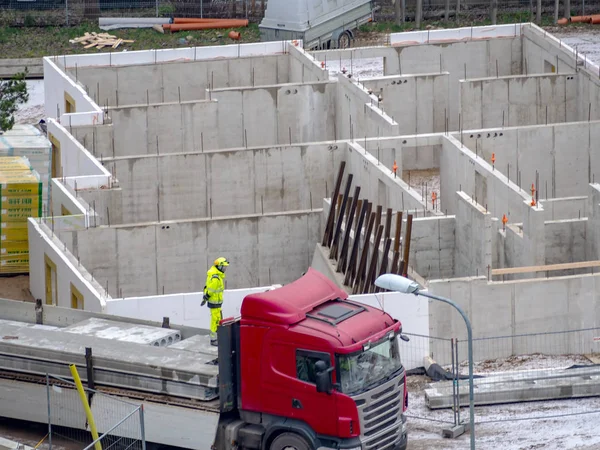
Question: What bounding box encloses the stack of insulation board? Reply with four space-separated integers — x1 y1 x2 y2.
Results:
0 125 52 212
0 157 43 274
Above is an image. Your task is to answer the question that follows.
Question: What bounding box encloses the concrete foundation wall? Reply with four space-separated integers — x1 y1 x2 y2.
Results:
108 82 336 156
586 184 600 261
345 141 426 212
541 196 588 221
460 74 578 130
459 122 600 199
211 82 337 148
521 25 600 123
362 73 450 135
440 135 533 221
106 142 342 223
362 135 443 173
544 218 587 266
28 219 107 312
385 37 522 130
428 273 600 364
288 45 329 82
43 57 104 126
74 55 291 107
454 192 492 278
335 75 399 141
58 210 321 298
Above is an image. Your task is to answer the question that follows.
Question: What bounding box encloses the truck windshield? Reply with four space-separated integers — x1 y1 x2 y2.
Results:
337 335 402 395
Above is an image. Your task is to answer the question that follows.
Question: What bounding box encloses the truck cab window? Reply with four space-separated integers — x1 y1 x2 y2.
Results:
296 350 329 384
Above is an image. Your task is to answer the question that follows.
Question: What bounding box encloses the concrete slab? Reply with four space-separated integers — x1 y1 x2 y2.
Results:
170 334 218 357
425 365 600 409
63 317 182 346
0 320 218 400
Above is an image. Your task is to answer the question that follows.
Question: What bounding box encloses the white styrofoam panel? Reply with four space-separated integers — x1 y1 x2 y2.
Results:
27 218 106 312
389 23 522 45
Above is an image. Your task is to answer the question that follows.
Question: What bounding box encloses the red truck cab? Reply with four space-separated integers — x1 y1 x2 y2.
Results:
216 268 408 450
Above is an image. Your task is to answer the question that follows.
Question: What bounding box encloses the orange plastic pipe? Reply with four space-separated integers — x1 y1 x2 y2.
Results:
570 15 592 23
165 20 249 31
592 15 600 24
228 31 241 40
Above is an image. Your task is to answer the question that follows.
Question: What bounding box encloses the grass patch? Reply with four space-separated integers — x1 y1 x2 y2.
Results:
359 11 591 33
0 22 261 58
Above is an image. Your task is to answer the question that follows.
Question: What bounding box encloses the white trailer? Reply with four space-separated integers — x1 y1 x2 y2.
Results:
259 0 376 50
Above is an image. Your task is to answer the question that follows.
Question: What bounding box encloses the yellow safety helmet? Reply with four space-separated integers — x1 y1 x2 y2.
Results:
214 257 230 267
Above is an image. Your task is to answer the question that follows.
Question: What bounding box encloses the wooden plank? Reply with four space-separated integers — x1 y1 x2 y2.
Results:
492 260 600 276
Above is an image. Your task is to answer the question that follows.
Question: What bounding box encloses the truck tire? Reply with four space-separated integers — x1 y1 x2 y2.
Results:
270 432 311 450
338 31 352 49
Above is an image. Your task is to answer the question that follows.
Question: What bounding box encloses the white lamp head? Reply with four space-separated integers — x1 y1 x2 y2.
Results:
374 274 421 294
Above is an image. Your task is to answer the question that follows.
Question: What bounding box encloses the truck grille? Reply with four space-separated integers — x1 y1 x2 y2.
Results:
352 374 404 450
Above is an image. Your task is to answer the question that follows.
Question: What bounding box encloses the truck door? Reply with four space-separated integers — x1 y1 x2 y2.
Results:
289 349 338 435
261 344 338 436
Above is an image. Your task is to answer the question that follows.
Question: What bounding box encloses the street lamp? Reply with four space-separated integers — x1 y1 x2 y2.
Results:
374 273 475 450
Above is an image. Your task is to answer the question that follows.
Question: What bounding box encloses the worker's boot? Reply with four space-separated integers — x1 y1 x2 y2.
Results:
210 339 218 347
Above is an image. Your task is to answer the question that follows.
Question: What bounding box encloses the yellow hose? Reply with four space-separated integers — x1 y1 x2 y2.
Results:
69 364 103 450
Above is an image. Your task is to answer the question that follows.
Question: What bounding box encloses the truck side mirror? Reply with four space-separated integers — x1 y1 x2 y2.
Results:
314 360 333 394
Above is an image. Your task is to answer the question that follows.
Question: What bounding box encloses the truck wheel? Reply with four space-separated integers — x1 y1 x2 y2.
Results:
270 432 310 450
338 31 352 49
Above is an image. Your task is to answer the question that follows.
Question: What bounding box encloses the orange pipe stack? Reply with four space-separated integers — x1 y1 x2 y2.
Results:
557 14 600 24
163 18 249 32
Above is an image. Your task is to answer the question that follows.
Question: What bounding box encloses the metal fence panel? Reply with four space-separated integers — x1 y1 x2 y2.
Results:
46 374 145 450
1 0 595 27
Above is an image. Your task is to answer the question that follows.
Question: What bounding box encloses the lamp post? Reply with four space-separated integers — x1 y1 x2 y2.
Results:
374 273 475 450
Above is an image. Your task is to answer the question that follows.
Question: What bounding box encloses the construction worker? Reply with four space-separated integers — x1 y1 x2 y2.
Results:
201 257 229 346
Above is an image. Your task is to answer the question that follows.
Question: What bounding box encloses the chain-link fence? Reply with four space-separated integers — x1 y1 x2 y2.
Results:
2 0 599 27
404 326 600 445
0 0 266 26
46 373 145 450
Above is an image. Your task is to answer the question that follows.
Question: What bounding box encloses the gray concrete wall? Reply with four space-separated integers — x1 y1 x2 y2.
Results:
211 81 337 148
59 210 321 297
345 141 427 213
105 142 343 223
335 75 399 141
288 45 329 82
440 135 532 221
454 192 492 278
428 273 600 365
586 183 600 261
72 55 291 107
70 124 114 160
382 37 522 130
107 82 336 156
458 122 600 199
441 135 545 268
544 218 587 266
459 74 578 129
541 196 588 221
362 135 442 173
361 73 450 135
521 26 600 123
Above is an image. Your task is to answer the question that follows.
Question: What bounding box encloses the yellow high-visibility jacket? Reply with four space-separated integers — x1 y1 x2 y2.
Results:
204 265 225 307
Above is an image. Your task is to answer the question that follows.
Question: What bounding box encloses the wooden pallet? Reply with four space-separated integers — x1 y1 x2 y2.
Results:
69 32 134 49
